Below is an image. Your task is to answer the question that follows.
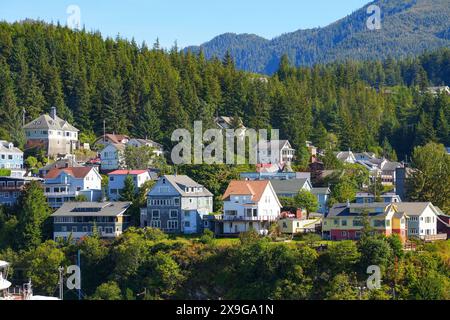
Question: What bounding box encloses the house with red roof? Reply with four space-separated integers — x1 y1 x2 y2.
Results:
221 180 282 235
44 166 102 208
107 170 153 201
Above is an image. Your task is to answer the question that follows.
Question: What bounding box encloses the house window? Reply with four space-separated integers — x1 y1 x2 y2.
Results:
72 226 77 232
184 221 190 228
174 198 180 205
342 220 348 226
151 220 161 228
170 210 178 219
152 210 160 219
105 227 113 234
225 210 237 216
82 226 88 232
373 220 385 227
167 220 178 230
386 220 391 227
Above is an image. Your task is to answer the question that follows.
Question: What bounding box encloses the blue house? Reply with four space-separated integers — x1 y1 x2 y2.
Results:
0 141 24 171
0 176 43 207
311 187 331 214
355 192 402 204
142 175 213 234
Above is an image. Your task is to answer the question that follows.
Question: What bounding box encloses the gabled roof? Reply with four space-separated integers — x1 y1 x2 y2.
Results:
95 134 130 145
51 202 132 217
160 175 213 197
335 151 356 162
101 143 126 152
0 141 23 154
108 170 148 176
258 140 293 152
380 161 402 171
327 202 392 218
39 158 82 172
214 116 245 129
270 179 311 195
222 180 270 202
23 114 79 132
45 167 95 179
396 202 438 216
311 187 331 195
128 138 163 149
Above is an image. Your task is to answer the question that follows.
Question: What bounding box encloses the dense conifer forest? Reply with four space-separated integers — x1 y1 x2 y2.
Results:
0 21 449 164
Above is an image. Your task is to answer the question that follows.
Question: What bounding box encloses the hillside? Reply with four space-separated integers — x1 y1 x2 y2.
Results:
185 0 450 74
0 20 448 164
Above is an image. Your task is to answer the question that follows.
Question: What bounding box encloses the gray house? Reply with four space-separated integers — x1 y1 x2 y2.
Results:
141 175 213 234
23 107 79 158
270 178 313 198
52 201 132 241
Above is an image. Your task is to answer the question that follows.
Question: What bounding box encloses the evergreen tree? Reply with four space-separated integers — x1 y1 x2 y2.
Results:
120 175 136 201
15 181 52 250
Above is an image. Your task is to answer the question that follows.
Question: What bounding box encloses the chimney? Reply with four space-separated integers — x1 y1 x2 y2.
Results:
50 107 57 120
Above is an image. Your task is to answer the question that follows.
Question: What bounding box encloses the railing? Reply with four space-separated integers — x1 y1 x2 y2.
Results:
420 234 448 242
222 215 278 222
0 187 22 191
45 191 77 197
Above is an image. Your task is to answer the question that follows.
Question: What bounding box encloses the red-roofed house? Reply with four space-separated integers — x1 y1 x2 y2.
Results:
108 170 153 201
94 134 130 149
221 180 282 235
44 166 102 208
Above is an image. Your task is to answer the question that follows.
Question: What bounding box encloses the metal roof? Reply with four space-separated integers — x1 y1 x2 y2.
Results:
51 202 132 217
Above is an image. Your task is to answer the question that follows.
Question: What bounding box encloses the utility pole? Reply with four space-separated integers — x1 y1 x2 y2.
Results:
103 120 106 143
77 250 81 300
58 266 65 300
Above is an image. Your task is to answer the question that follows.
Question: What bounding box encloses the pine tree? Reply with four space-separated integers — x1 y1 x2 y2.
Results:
120 175 136 201
135 100 161 140
15 181 52 250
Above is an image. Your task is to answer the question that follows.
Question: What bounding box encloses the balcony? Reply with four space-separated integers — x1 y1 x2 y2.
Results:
419 234 448 242
222 215 278 222
45 191 77 197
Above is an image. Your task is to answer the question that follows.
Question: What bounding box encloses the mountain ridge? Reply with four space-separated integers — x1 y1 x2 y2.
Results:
185 0 450 74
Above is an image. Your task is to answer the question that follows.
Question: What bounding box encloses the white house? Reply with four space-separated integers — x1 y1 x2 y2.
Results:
335 151 357 164
100 143 126 171
108 170 153 201
44 166 102 208
23 107 79 158
257 140 296 165
221 180 282 235
127 139 164 157
397 202 441 240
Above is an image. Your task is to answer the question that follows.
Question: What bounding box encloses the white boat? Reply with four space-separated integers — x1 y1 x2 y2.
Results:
0 260 60 300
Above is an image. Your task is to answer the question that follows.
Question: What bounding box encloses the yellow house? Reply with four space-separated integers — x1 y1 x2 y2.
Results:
322 203 407 241
279 218 321 234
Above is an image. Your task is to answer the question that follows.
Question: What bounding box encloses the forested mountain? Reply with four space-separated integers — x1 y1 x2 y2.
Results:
0 21 449 165
185 0 450 74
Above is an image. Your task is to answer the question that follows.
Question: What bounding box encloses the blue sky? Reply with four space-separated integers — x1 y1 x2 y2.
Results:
1 0 369 48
